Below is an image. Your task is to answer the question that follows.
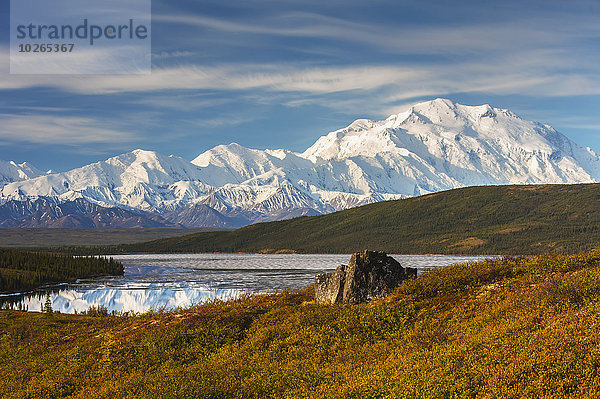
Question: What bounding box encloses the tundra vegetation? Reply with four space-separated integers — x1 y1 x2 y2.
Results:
2 251 600 398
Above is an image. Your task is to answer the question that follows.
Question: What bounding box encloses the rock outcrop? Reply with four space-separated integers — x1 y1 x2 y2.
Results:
315 250 417 304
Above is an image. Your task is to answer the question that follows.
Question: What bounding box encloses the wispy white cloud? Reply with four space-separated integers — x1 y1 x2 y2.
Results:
530 115 600 132
0 59 427 94
152 50 196 59
0 114 137 145
564 124 600 130
1 105 78 113
153 11 600 55
1 7 600 119
133 94 233 111
191 114 263 128
4 57 598 98
2 59 599 123
9 45 150 75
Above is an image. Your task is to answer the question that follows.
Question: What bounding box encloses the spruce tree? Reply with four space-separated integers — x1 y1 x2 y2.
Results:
43 292 53 315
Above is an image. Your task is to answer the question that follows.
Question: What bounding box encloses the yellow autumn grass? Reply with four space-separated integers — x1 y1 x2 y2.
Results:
2 251 600 398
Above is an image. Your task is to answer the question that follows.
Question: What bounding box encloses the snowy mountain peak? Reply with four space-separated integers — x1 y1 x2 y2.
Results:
192 143 264 168
191 143 312 186
2 99 599 228
0 160 43 186
303 98 600 183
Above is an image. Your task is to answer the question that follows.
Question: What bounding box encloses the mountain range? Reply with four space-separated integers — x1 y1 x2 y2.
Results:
1 98 599 228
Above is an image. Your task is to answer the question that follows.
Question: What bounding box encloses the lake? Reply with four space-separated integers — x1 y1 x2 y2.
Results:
1 253 494 314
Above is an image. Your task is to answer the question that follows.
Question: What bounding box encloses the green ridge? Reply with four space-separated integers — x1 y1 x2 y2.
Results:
94 183 600 255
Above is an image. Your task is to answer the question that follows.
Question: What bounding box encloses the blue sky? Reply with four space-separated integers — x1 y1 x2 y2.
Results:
1 0 599 172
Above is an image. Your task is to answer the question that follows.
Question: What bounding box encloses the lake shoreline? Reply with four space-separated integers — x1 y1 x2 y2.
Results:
2 251 600 397
1 253 494 314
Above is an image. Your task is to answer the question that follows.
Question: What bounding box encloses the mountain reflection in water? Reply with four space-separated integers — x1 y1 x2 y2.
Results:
1 253 493 314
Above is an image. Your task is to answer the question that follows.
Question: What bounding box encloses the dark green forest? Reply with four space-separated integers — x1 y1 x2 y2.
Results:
0 248 123 293
64 183 600 256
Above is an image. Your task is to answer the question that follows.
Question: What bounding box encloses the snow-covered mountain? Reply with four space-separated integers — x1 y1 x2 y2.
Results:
2 99 599 228
0 160 44 186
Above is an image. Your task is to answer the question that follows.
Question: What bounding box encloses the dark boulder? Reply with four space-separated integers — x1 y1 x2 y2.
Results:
315 250 417 304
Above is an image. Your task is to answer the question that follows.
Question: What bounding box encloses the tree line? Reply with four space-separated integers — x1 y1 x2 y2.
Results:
0 248 123 293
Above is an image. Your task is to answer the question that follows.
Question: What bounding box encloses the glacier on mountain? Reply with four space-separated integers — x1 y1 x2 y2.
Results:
0 160 44 186
1 99 598 227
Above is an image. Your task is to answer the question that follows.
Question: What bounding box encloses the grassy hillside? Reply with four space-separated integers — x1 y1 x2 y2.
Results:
102 183 600 255
2 251 600 398
0 228 217 248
